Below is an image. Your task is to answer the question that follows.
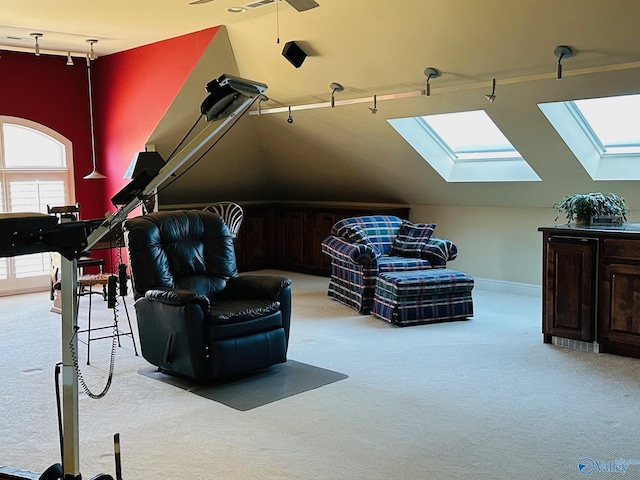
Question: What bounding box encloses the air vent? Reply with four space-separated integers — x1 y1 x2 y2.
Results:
552 336 599 353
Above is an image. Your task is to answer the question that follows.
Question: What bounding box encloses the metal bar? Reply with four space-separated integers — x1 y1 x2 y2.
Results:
60 256 79 478
251 60 640 117
85 94 256 251
252 90 426 115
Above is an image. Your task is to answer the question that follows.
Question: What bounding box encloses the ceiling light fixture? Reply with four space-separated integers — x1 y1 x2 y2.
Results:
30 33 43 56
86 39 98 61
330 82 344 107
484 78 496 103
369 94 378 115
227 7 246 13
83 56 106 179
66 51 74 66
554 45 574 80
424 67 441 97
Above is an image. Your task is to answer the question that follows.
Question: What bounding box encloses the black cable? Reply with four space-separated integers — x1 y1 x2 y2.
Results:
165 114 206 162
71 261 118 399
70 326 116 400
54 362 64 467
153 95 260 199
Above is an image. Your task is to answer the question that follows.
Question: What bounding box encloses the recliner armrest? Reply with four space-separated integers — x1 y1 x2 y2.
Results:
219 275 292 346
420 237 458 267
221 275 291 301
321 236 379 265
145 288 210 314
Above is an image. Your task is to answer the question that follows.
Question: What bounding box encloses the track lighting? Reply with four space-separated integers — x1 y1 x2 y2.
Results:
87 39 98 61
30 33 43 56
484 78 496 103
66 51 74 66
330 82 343 107
424 67 441 97
369 94 378 115
554 45 574 80
287 105 293 124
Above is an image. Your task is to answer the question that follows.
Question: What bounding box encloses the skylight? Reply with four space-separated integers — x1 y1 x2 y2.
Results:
573 95 640 155
388 110 540 182
421 110 521 161
539 93 640 180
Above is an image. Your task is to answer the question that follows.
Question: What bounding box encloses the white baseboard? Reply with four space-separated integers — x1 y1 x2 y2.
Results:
473 277 541 297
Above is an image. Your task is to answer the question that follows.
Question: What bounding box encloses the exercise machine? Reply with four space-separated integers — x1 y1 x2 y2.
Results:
0 74 267 479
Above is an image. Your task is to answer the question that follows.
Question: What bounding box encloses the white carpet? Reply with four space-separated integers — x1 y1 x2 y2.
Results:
2 270 640 479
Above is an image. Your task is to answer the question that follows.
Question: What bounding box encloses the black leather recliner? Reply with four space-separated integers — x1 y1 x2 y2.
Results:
123 210 291 383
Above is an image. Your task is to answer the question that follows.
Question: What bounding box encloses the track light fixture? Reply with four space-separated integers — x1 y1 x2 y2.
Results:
287 105 293 124
424 67 441 97
66 51 74 66
554 45 574 80
330 82 344 107
484 78 496 103
86 39 98 61
369 94 378 115
30 33 43 56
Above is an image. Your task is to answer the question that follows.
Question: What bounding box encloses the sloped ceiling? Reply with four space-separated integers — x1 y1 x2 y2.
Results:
160 0 640 208
3 0 640 209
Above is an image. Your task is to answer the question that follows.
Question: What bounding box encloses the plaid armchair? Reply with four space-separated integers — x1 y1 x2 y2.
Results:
321 215 457 314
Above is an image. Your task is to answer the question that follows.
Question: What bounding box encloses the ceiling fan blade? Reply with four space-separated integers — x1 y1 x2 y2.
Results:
189 0 215 4
284 0 319 12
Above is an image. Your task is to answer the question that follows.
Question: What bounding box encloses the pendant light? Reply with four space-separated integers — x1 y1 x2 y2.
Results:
83 50 105 180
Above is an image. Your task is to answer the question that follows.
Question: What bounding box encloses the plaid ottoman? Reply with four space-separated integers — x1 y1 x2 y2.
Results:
372 269 474 326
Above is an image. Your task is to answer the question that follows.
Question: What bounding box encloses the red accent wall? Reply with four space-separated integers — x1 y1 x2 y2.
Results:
0 50 103 218
0 26 218 220
93 27 219 214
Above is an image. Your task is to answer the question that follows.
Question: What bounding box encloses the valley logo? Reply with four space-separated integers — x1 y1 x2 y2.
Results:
579 457 640 476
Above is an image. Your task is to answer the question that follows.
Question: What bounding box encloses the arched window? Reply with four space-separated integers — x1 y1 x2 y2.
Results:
0 116 75 295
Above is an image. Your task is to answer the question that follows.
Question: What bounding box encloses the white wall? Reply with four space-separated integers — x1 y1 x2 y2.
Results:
410 205 557 287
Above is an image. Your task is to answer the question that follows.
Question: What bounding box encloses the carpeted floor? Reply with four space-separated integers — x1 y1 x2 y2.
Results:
2 270 640 479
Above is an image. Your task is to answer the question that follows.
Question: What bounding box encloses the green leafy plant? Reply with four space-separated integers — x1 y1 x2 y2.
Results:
553 192 629 224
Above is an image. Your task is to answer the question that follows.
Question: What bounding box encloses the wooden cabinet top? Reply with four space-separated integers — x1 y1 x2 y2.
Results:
539 223 640 238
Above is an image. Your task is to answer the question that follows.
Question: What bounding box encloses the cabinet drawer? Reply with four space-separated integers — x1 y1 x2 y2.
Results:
603 238 640 260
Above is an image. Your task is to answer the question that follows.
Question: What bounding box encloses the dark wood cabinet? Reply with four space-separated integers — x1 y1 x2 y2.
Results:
539 225 640 359
235 203 410 275
543 235 596 343
304 210 336 274
273 208 304 269
235 206 272 271
599 238 640 356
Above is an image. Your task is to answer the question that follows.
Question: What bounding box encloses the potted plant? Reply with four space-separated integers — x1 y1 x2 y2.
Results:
553 192 629 225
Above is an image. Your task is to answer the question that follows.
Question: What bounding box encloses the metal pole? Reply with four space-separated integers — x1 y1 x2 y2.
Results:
60 256 80 478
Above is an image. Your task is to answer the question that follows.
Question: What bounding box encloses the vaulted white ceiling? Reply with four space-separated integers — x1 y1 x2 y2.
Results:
4 0 640 208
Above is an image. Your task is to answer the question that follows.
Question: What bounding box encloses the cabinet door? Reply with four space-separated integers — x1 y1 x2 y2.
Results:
236 207 270 271
304 211 335 274
600 262 640 348
543 236 596 342
273 208 304 269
